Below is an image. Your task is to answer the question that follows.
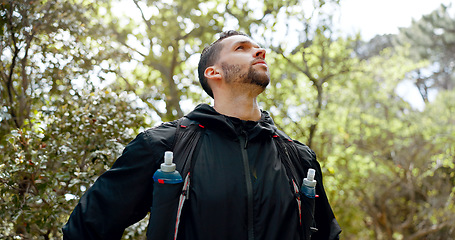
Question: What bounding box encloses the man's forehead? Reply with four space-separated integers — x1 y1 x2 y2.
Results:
221 35 260 49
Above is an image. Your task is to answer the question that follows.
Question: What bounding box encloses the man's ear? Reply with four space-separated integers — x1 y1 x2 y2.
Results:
204 66 222 81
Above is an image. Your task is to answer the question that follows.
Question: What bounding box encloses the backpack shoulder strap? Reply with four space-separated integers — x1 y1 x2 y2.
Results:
153 117 205 239
272 130 302 188
273 130 320 236
171 117 206 183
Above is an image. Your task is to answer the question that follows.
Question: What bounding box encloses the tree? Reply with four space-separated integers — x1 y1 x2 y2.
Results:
0 0 129 136
0 89 148 239
320 46 455 239
0 0 142 238
102 0 226 122
353 34 397 60
259 10 354 152
398 4 455 103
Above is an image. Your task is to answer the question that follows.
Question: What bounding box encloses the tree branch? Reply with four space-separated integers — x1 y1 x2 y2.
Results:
142 98 164 119
408 223 449 240
166 41 183 118
5 2 21 128
132 0 153 33
275 49 315 82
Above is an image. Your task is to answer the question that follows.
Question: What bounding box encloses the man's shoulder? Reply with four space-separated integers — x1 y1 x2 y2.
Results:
140 117 203 146
139 120 180 146
293 140 316 159
274 129 316 159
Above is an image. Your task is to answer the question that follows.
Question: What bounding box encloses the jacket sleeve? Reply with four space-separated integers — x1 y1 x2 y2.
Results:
294 142 342 240
62 123 176 239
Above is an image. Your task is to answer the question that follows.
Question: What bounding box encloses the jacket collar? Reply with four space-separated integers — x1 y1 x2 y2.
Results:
185 104 277 139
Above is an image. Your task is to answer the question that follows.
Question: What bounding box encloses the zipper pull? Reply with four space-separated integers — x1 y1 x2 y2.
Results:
242 130 249 149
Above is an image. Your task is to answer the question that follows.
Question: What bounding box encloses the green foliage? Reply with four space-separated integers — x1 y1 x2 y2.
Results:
262 28 356 149
0 89 147 239
320 47 455 239
104 0 227 121
398 4 455 102
1 1 146 238
0 0 130 136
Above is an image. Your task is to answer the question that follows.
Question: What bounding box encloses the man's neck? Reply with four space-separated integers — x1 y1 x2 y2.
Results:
213 94 262 121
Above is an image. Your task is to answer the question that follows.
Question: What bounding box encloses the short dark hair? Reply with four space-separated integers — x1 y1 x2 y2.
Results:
198 30 250 98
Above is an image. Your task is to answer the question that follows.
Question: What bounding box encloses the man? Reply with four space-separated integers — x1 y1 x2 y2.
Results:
63 30 341 239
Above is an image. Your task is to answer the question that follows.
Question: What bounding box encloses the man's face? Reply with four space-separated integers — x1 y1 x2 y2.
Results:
216 35 270 90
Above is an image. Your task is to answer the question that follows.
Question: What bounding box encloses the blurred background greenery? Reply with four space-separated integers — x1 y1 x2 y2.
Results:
1 0 454 239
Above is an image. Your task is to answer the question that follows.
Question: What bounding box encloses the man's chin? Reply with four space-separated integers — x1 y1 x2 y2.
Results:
247 69 270 87
251 75 270 88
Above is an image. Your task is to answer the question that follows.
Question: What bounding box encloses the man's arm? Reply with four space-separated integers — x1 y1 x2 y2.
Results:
63 124 175 239
294 142 342 240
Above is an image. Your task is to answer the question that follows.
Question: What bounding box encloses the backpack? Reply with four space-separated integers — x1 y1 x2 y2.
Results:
147 117 316 240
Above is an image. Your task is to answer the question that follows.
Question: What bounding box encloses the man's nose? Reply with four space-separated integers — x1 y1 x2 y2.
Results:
254 47 266 59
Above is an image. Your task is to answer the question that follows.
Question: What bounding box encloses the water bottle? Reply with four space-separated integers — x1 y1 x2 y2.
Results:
301 168 317 198
301 168 318 239
148 151 184 240
153 151 183 184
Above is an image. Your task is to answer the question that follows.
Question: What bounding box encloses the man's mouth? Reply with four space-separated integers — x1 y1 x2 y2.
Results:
252 59 267 66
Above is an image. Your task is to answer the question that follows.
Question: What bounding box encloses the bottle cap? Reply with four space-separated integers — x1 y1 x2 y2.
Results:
161 151 176 172
303 168 317 187
307 169 315 181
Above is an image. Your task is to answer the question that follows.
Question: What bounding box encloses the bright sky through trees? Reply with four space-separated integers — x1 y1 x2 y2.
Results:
336 0 454 110
337 0 454 40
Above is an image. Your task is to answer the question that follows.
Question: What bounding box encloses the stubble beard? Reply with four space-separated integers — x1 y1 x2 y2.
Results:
221 61 270 90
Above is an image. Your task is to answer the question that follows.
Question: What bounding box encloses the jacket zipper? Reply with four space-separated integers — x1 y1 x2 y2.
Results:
239 131 254 240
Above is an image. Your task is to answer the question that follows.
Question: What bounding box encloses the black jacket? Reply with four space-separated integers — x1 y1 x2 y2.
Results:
63 104 341 239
